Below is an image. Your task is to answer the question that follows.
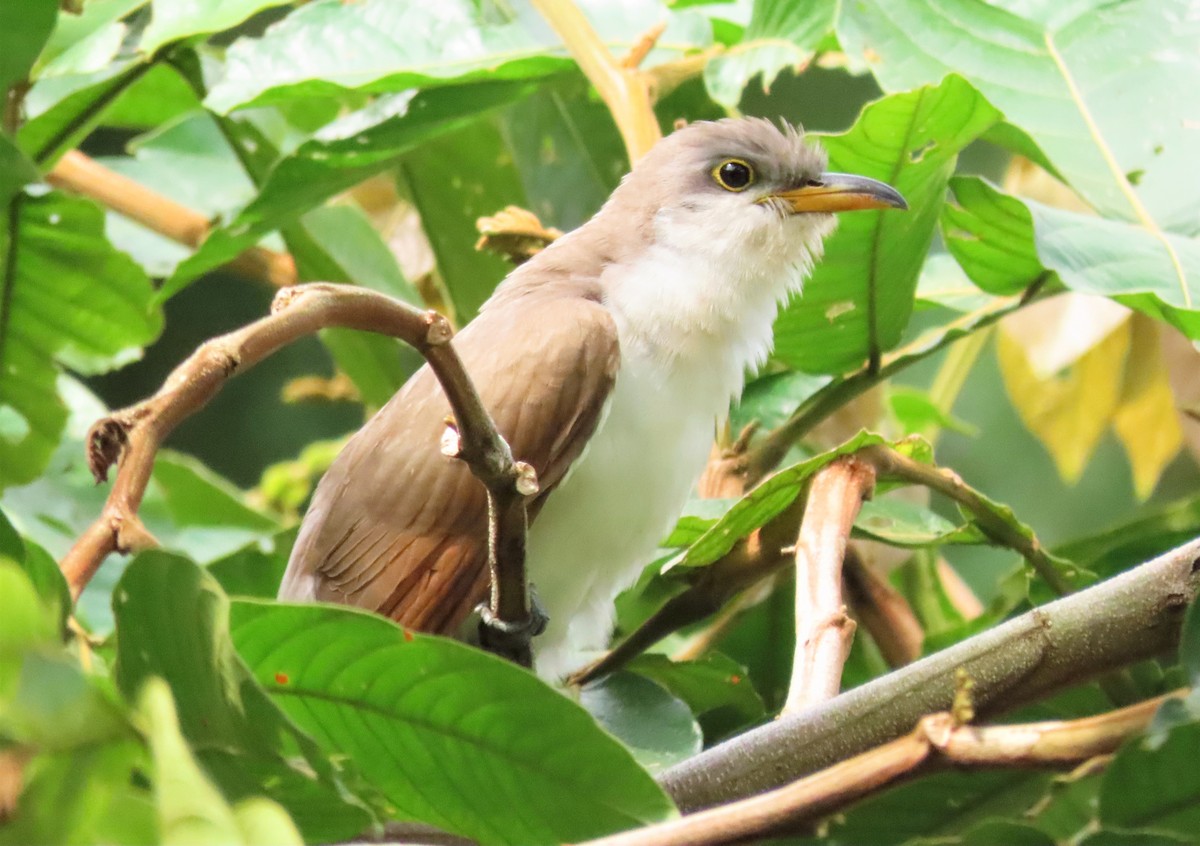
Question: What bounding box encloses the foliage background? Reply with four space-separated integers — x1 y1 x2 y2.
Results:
2 0 1200 844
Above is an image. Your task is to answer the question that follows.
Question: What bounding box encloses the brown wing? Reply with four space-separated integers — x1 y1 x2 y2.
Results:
278 288 619 635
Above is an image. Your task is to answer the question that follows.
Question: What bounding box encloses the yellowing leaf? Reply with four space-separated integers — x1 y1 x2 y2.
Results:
1113 315 1184 500
997 318 1129 485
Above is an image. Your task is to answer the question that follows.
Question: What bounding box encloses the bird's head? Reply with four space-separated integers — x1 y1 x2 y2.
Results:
611 118 907 284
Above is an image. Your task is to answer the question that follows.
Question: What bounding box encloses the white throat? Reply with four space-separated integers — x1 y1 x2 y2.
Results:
526 211 834 681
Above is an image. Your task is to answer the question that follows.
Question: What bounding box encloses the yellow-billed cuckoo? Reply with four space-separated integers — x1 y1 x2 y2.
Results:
278 118 906 680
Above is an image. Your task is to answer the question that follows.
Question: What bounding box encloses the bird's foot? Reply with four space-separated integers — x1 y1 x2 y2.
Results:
475 587 549 669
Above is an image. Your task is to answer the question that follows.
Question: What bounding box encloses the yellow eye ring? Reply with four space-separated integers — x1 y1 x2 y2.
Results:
712 158 756 192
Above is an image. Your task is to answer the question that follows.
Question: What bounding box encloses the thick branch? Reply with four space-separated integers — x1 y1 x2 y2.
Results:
785 456 875 713
59 283 541 663
531 0 661 162
587 693 1177 846
661 537 1200 811
46 150 296 288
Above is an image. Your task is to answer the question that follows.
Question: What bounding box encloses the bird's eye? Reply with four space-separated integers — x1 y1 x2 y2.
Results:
712 159 755 192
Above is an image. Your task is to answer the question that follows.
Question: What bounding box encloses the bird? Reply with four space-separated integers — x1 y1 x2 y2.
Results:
278 118 907 681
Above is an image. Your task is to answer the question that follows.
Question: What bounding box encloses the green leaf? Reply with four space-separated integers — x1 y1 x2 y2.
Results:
288 203 422 408
670 431 886 570
0 135 38 205
888 386 979 439
828 769 1054 845
3 390 283 637
0 0 57 91
112 554 372 842
1081 830 1194 846
945 177 1200 339
854 497 983 548
913 252 996 314
294 205 420 304
703 0 835 108
662 498 738 548
0 559 57 651
20 60 152 166
32 0 148 80
151 452 278 532
942 176 1047 296
625 652 765 725
102 61 200 130
773 75 1000 373
957 819 1058 845
1100 714 1200 838
206 528 295 599
0 192 162 489
2 651 132 751
136 678 302 846
229 599 677 845
1027 201 1200 337
730 370 831 433
204 0 710 114
140 0 294 55
1180 600 1200 690
0 507 69 631
837 0 1199 231
0 741 157 846
163 81 535 300
0 505 22 559
498 82 624 232
581 672 702 774
401 117 530 321
1048 505 1200 607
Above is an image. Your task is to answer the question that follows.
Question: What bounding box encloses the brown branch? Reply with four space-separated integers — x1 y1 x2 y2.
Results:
785 456 876 713
59 283 542 664
661 537 1200 811
843 546 924 667
46 151 297 288
531 0 662 162
584 692 1178 846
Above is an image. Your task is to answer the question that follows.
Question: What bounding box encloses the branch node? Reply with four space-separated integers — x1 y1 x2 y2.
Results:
619 19 667 69
270 285 304 314
440 419 463 458
513 461 540 496
113 514 159 554
423 311 454 346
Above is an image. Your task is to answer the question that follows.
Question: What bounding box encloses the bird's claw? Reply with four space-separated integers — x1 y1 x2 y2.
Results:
475 586 549 668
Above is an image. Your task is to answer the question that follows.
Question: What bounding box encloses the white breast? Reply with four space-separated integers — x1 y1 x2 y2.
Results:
526 232 812 681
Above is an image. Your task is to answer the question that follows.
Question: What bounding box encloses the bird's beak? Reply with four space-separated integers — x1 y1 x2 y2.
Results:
767 173 908 213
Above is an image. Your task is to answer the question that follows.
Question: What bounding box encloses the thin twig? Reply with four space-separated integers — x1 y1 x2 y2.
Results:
784 456 876 713
745 295 1026 485
531 0 662 162
59 283 542 665
866 446 1073 596
46 150 297 288
587 692 1178 846
661 537 1200 811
